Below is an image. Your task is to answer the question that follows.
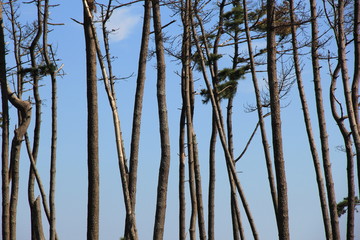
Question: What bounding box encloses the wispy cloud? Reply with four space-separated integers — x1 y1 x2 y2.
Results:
106 8 141 42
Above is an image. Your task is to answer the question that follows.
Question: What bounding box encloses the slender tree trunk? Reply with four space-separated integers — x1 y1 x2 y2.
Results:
28 2 43 238
242 0 278 220
191 4 259 238
208 112 216 240
179 107 186 240
83 1 99 239
309 1 340 239
354 0 360 197
337 5 360 233
266 1 289 239
43 0 58 238
0 4 10 239
125 0 151 237
288 1 332 239
152 0 171 239
329 64 355 240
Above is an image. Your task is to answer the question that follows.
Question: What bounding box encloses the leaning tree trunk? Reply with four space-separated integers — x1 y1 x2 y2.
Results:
288 0 332 239
83 0 99 239
242 0 278 222
309 0 340 239
152 0 171 239
266 1 289 239
125 0 151 237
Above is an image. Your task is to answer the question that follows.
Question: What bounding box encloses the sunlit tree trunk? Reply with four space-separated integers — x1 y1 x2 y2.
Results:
152 0 171 239
288 0 332 239
309 0 340 239
266 1 289 239
125 0 151 237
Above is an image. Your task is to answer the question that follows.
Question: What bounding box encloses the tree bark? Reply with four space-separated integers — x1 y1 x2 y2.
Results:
242 0 278 221
0 4 10 239
125 0 151 237
288 0 332 239
83 0 99 239
309 1 340 239
152 0 171 239
266 1 289 239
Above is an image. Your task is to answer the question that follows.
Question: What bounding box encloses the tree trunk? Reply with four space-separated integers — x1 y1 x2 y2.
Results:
0 4 10 239
125 0 151 237
208 112 216 240
152 0 171 239
31 197 46 240
266 1 289 239
43 0 58 238
309 1 340 239
288 0 332 239
242 0 278 220
83 0 99 239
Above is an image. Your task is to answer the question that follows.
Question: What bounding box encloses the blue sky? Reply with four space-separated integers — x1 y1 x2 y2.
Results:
2 0 358 239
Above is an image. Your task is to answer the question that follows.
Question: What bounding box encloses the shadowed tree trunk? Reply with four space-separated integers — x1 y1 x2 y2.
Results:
0 4 10 239
152 0 171 239
83 0 99 239
354 0 360 197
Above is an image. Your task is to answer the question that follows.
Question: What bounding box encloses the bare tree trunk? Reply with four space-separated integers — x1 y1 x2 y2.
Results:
0 4 10 239
208 112 216 240
83 0 99 239
266 1 289 239
152 0 171 239
354 0 360 197
28 1 43 238
31 197 46 240
242 0 278 221
337 7 360 237
329 63 355 240
179 107 186 240
8 85 32 240
191 3 258 238
309 1 340 239
43 0 58 238
125 0 151 237
288 1 332 239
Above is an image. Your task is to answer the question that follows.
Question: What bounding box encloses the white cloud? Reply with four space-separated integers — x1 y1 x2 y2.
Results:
106 8 141 42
